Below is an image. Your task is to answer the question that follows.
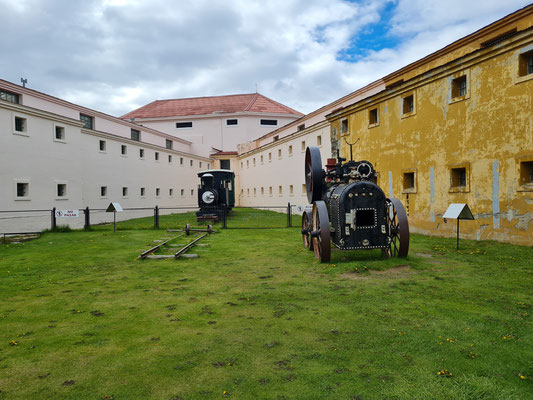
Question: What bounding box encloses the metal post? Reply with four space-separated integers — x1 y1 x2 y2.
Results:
113 211 116 232
287 202 291 227
84 207 90 231
154 205 159 229
51 207 56 230
456 219 460 250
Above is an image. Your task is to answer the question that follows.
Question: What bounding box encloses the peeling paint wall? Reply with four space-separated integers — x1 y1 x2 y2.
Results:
329 26 533 246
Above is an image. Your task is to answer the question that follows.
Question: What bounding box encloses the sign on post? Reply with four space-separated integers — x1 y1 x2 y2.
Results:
55 209 79 218
443 203 474 249
106 202 123 232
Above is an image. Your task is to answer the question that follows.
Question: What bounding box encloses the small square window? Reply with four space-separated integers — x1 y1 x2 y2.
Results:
16 182 29 198
317 136 322 146
15 116 26 132
518 50 533 77
273 135 279 141
340 119 348 135
80 114 93 129
449 165 469 192
57 183 67 198
100 186 108 197
122 187 128 197
288 145 293 156
298 124 305 131
156 188 160 197
402 171 416 193
166 139 173 149
99 140 106 152
226 119 238 126
301 141 306 151
168 155 172 163
121 145 127 155
169 188 174 196
140 149 145 158
519 160 533 187
369 108 379 125
402 95 414 114
452 76 467 98
141 187 146 197
131 129 140 141
180 157 184 165
155 152 159 161
55 126 65 141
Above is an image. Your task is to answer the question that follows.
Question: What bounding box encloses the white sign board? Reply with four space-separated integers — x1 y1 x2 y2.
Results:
443 203 474 220
55 209 79 218
106 202 124 212
295 205 313 213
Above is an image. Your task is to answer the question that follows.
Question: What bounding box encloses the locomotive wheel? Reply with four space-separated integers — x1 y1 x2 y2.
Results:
301 210 313 251
312 200 331 262
185 223 191 236
385 198 410 257
305 147 325 203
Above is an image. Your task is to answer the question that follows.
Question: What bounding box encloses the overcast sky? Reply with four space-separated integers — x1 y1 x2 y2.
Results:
1 0 530 116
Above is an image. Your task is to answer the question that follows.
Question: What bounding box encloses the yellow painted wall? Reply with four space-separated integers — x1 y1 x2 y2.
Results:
329 29 533 246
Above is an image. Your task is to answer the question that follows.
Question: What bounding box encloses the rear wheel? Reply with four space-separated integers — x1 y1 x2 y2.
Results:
312 200 331 262
385 198 410 257
301 210 313 250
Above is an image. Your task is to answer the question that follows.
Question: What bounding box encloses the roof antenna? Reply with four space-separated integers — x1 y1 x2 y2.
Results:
21 78 27 88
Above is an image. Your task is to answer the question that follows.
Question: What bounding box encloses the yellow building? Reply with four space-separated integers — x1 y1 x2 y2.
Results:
328 5 533 246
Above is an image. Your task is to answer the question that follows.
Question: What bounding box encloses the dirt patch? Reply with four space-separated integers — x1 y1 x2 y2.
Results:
341 265 414 281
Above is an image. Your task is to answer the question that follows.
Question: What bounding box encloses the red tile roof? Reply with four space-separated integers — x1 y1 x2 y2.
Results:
121 93 302 119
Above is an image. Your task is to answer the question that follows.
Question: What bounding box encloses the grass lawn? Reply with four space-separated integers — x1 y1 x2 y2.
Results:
0 210 532 399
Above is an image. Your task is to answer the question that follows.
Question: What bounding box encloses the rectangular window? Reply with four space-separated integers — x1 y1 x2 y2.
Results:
519 50 533 76
402 171 416 193
100 186 107 197
260 155 263 164
247 188 250 196
121 145 127 155
140 149 145 158
176 122 193 129
16 182 29 198
190 160 193 167
301 141 306 151
122 187 128 197
180 157 184 165
179 189 184 196
80 114 93 129
168 155 172 163
269 186 273 196
57 183 67 198
207 163 210 169
131 129 140 141
55 126 65 141
278 149 282 158
220 159 230 169
261 119 278 126
241 162 244 168
369 108 379 125
261 187 264 195
278 186 283 195
169 188 174 196
317 136 322 146
288 145 293 156
302 184 306 194
15 116 26 132
199 162 202 168
403 95 414 114
289 185 294 195
155 152 159 161
0 89 19 104
268 152 272 161
141 187 146 197
247 160 249 168
166 139 173 149
273 135 279 141
450 167 467 188
452 76 467 98
340 119 348 135
254 188 257 196
226 119 238 126
99 140 106 152
298 124 305 131
519 160 533 186
156 188 160 197
253 158 256 166
190 189 194 196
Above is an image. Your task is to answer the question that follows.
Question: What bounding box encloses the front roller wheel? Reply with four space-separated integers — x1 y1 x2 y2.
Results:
385 198 410 257
312 200 331 262
301 210 313 251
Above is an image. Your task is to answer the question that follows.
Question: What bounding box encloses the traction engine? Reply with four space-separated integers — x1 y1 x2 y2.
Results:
301 146 409 262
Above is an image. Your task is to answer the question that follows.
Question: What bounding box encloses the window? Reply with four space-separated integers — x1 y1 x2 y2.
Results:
269 186 273 196
261 187 264 195
518 50 533 77
180 189 184 196
241 162 243 168
452 75 467 98
155 152 159 161
190 189 194 196
273 135 279 141
14 116 26 133
169 188 174 196
253 158 256 166
168 155 172 163
140 149 145 158
278 149 282 158
260 155 263 164
301 141 306 151
100 186 107 197
122 187 128 197
141 187 146 197
298 124 305 131
220 159 230 169
451 168 466 187
317 136 322 146
226 119 238 126
288 145 293 156
278 186 283 195
247 188 250 196
268 152 272 161
131 129 140 141
80 114 93 129
402 171 417 193
449 164 470 192
55 125 65 141
0 89 19 104
302 184 306 194
57 184 67 198
289 185 294 195
16 182 29 199
402 95 414 114
156 188 160 197
99 140 106 152
247 160 249 168
254 188 257 196
340 119 348 135
207 163 210 169
180 157 184 165
190 160 193 167
199 162 202 168
176 122 193 129
369 108 379 126
261 119 277 126
519 160 533 187
166 139 173 149
121 145 127 155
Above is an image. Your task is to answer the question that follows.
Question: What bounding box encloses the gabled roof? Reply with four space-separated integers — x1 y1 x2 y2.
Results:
121 93 303 119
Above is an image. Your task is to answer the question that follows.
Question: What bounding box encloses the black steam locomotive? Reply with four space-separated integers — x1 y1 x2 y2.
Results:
301 147 409 262
196 169 235 222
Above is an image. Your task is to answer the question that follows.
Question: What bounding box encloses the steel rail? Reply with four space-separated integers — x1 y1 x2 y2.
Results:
139 233 184 259
174 233 207 258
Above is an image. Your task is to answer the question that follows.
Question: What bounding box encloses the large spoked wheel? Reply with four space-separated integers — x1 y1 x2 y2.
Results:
312 200 331 262
385 198 410 257
301 210 313 251
305 147 325 203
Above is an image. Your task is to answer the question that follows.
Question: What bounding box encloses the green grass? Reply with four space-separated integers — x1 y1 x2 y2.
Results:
0 209 532 399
